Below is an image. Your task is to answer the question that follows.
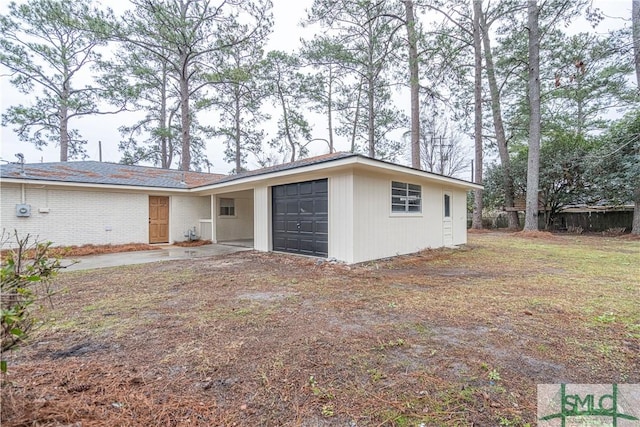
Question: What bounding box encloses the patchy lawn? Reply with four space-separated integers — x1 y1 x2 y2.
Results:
1 232 638 426
1 240 213 260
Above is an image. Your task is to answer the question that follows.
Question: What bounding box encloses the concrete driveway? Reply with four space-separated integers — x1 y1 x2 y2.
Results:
62 243 252 272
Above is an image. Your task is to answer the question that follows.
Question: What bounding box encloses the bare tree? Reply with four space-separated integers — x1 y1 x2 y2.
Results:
406 117 469 178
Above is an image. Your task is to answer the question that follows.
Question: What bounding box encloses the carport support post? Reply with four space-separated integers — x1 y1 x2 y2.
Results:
253 185 270 252
210 195 217 243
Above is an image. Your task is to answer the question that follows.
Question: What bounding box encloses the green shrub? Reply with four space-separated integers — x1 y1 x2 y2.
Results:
1 230 63 372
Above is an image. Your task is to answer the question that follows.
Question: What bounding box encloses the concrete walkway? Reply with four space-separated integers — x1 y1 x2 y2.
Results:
62 243 252 272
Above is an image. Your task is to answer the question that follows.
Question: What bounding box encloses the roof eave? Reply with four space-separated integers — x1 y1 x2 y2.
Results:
353 156 483 190
0 177 192 192
192 154 482 192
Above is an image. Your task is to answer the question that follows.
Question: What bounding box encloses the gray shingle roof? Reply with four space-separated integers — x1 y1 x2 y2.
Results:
0 161 225 189
0 152 477 190
0 153 357 189
213 152 357 184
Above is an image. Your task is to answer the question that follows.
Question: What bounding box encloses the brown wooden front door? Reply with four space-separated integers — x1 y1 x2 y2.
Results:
149 196 169 243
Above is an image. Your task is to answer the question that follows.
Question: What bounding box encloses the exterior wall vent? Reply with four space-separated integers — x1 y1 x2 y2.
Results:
16 204 31 217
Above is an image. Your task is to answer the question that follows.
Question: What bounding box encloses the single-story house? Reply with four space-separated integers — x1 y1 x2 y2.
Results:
0 152 481 264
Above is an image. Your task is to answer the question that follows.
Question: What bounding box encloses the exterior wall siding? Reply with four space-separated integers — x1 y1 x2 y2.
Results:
350 172 455 263
328 172 354 263
170 195 210 242
1 184 147 247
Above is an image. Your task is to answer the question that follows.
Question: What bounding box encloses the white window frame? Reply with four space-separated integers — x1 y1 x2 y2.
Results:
391 181 422 214
219 198 236 217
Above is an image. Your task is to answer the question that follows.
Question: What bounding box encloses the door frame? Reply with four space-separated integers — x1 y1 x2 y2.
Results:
149 195 170 244
443 191 453 246
271 178 329 257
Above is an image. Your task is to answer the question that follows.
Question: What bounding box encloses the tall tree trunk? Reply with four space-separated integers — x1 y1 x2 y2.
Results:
167 109 176 168
351 78 363 153
576 71 584 137
404 0 420 169
59 75 70 162
59 105 69 162
524 0 541 231
277 83 296 162
328 67 334 153
480 12 519 229
472 0 483 229
633 188 640 234
234 87 242 172
633 0 640 89
179 68 191 171
367 75 375 158
160 65 168 169
633 0 640 234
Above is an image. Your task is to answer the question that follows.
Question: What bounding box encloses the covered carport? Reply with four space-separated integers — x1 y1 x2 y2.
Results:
207 189 254 248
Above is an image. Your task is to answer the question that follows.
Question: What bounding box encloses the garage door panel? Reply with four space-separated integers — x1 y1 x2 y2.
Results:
299 182 313 194
300 239 327 256
314 199 328 213
274 186 285 197
286 201 298 214
300 199 314 213
273 220 286 233
285 238 299 251
273 237 286 250
299 220 314 233
274 201 287 214
313 180 328 193
299 239 315 253
272 179 328 258
315 221 328 234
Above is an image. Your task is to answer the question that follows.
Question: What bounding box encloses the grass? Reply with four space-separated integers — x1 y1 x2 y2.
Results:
1 232 638 426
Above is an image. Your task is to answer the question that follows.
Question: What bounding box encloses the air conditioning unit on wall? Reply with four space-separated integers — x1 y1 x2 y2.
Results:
16 204 31 217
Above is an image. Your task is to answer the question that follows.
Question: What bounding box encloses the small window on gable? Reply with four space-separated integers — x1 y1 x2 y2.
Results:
219 198 235 216
444 194 451 218
391 181 422 213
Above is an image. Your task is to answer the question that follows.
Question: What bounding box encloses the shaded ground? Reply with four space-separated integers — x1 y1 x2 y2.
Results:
1 233 639 426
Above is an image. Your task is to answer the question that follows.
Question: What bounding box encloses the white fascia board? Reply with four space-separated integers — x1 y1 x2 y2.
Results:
0 178 192 193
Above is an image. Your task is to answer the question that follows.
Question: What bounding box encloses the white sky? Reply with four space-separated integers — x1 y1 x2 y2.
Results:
0 0 632 173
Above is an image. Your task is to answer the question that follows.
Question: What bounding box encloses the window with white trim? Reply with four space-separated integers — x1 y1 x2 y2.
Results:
219 198 235 216
391 181 422 213
444 194 451 218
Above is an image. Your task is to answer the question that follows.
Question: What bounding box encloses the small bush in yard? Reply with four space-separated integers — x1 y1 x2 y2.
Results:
1 230 64 372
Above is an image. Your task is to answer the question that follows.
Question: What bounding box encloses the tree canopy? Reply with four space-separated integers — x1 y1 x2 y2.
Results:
1 0 637 230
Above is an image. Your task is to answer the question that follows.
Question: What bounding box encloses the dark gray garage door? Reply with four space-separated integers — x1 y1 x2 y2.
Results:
272 179 328 257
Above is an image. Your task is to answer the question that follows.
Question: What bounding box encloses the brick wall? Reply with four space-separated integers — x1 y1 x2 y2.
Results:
1 184 148 247
170 195 211 242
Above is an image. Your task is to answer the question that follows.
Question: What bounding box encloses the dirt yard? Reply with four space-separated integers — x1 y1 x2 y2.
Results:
1 232 638 426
